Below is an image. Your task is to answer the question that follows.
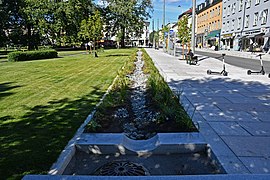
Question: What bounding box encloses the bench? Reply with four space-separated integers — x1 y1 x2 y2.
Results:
185 54 198 65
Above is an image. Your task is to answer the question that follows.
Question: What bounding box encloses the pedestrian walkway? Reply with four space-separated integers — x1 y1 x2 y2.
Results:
145 48 270 175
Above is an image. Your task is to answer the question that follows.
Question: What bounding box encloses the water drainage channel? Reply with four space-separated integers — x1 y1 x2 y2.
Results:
24 50 227 178
62 133 224 176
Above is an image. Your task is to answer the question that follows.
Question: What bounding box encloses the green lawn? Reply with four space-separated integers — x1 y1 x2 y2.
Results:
0 48 136 179
57 50 86 57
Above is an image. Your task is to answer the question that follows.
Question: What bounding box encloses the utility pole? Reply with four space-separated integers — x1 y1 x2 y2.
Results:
240 1 247 51
157 19 160 50
191 0 196 53
163 0 166 52
152 19 155 48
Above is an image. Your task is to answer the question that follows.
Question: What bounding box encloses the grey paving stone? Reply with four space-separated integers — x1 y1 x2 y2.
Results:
221 136 270 157
239 122 270 136
216 155 250 174
202 92 245 98
198 123 236 157
225 97 262 104
199 110 259 122
188 96 232 104
240 92 270 99
195 104 221 111
250 112 270 122
245 87 270 93
182 90 204 97
216 103 270 112
209 122 250 136
240 157 270 174
210 87 251 93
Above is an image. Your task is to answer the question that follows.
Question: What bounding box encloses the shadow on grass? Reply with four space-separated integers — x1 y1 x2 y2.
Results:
105 54 130 57
0 87 105 180
0 56 7 60
0 82 22 100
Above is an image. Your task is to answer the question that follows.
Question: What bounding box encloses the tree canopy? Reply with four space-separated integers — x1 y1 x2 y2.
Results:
99 0 153 47
0 0 152 49
78 10 103 50
177 15 191 46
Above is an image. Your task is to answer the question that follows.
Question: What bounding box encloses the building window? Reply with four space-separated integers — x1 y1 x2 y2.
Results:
254 12 259 26
218 6 221 15
232 20 235 31
246 0 251 8
239 0 243 11
261 9 268 24
228 5 231 16
224 7 226 17
238 17 241 29
255 0 260 5
227 21 230 32
245 15 250 28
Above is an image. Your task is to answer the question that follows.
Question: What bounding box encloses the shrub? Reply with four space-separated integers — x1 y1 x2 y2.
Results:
8 50 58 62
141 49 195 131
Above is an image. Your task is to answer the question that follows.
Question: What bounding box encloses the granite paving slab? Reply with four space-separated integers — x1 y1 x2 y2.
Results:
199 110 259 122
239 122 270 136
188 96 232 104
225 97 262 104
209 122 250 136
249 112 270 122
144 48 270 175
239 157 270 174
221 136 270 157
216 103 270 112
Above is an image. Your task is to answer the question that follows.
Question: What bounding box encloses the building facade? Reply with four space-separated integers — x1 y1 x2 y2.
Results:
130 21 150 47
221 0 270 52
196 0 223 49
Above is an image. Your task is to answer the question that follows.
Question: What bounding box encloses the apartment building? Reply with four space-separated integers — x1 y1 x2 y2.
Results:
221 0 270 52
196 0 223 49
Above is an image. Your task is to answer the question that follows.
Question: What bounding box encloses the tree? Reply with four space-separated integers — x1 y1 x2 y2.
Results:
0 0 26 47
22 0 95 48
78 10 103 52
100 0 152 47
149 31 159 48
177 15 191 59
161 25 169 50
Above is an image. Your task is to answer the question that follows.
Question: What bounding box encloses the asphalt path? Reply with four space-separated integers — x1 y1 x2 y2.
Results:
176 48 270 74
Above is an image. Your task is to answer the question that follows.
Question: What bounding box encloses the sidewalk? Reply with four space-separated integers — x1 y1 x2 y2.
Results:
196 47 270 61
145 48 270 174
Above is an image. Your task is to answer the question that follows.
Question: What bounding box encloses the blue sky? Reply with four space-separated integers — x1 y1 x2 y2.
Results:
94 0 205 30
151 0 205 29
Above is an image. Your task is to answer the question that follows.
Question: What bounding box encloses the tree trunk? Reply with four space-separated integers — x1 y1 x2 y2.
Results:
27 24 34 51
182 43 185 60
121 27 125 48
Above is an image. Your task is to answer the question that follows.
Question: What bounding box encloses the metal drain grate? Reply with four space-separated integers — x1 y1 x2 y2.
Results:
94 161 149 176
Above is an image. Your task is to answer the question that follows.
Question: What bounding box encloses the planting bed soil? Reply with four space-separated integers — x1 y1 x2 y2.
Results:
85 49 196 139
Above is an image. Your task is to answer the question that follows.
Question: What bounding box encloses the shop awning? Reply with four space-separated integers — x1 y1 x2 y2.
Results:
205 30 221 39
264 32 270 37
246 32 264 38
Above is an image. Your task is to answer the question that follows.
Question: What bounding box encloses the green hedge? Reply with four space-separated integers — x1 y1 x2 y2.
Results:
8 50 58 62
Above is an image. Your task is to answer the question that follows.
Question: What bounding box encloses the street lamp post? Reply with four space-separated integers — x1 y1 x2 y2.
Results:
191 0 196 54
163 0 166 52
240 0 248 51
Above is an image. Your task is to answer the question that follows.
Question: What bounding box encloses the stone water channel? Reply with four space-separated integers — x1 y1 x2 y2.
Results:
121 50 159 140
39 50 225 178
